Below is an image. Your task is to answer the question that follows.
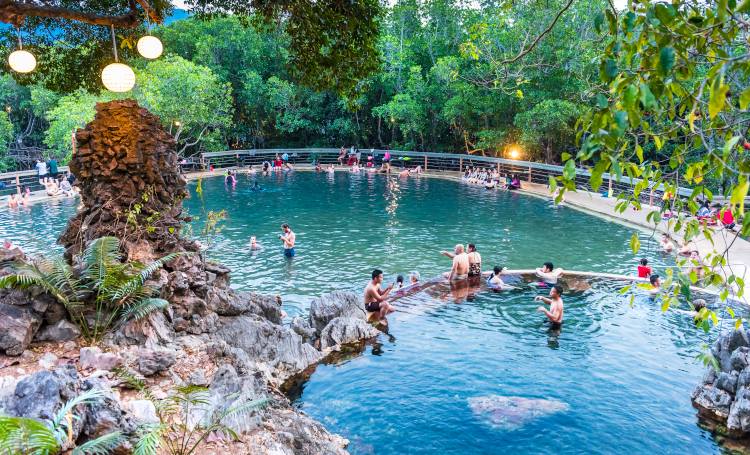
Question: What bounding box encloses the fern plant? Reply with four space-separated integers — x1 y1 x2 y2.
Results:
0 388 126 455
0 237 191 343
116 369 272 455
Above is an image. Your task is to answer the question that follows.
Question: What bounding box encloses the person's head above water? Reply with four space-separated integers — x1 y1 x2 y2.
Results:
396 275 404 284
372 269 383 283
409 271 420 283
640 258 648 266
550 285 563 298
454 244 464 254
650 274 661 286
543 262 554 273
250 236 257 244
467 243 476 253
693 299 707 312
493 265 504 275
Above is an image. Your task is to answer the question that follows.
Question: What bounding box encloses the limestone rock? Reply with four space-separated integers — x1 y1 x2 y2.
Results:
79 347 121 371
136 349 176 376
81 377 137 440
291 317 315 343
712 327 749 372
38 353 59 369
186 370 208 386
215 315 323 384
128 400 159 424
319 317 379 350
716 370 739 394
308 291 366 335
36 319 81 342
185 312 220 334
207 364 267 433
0 303 42 355
692 383 733 419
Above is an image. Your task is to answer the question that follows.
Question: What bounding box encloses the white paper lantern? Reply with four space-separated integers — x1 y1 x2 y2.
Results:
8 50 36 73
137 35 163 59
102 63 135 92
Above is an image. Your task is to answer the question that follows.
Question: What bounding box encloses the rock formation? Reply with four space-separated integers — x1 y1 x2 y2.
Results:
692 326 750 436
57 99 193 259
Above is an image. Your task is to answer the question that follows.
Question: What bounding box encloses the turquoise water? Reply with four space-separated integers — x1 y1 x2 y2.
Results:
0 171 726 454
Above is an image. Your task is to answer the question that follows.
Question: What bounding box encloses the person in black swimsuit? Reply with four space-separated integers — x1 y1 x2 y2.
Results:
467 243 482 277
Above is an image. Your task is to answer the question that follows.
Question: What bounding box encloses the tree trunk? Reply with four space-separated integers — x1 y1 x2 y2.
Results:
546 138 552 164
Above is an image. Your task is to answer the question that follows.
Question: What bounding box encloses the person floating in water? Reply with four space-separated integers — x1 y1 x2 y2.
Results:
673 298 707 320
251 181 262 191
660 233 675 252
487 266 505 290
440 244 470 280
249 236 262 252
638 258 651 278
536 262 563 286
535 284 564 330
649 274 662 297
364 269 396 320
278 223 296 257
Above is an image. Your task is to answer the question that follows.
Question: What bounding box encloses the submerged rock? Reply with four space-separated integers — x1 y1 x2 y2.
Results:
467 395 568 431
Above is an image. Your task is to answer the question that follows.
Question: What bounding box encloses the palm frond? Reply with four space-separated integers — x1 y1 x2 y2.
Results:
0 264 72 307
109 252 192 302
0 415 57 455
82 237 121 283
132 423 166 455
50 388 105 435
218 398 273 421
71 431 126 455
119 298 169 323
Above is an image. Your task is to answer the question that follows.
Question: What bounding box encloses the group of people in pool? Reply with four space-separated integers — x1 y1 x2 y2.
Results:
462 167 522 190
364 243 566 330
246 223 297 257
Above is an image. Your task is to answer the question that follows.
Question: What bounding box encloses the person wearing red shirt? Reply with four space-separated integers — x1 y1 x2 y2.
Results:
637 258 651 278
721 204 736 230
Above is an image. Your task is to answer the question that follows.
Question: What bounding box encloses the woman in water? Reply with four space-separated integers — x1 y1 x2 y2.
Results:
487 265 505 291
467 243 482 277
225 169 237 184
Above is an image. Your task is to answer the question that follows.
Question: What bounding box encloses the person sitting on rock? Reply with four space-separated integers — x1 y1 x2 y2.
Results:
59 176 75 197
364 269 395 321
3 238 22 254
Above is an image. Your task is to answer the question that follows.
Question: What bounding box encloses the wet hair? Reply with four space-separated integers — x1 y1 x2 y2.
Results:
396 275 404 284
372 269 383 280
693 299 707 311
552 285 563 296
650 274 660 285
281 223 290 229
691 251 699 256
493 265 503 275
543 262 554 271
410 271 420 282
640 258 648 266
662 233 669 239
467 243 476 252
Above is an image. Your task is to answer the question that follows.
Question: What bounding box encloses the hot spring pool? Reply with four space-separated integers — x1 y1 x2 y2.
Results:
0 171 729 454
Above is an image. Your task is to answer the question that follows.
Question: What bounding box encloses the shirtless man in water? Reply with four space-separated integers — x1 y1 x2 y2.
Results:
279 223 296 257
440 244 470 280
364 269 396 319
661 233 675 252
535 285 564 330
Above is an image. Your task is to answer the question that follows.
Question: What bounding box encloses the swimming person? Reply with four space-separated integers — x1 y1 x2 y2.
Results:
535 284 564 330
225 170 237 184
661 234 675 252
251 181 263 191
649 274 662 297
279 223 296 257
487 266 505 290
409 271 420 285
467 243 481 277
396 275 405 289
249 236 262 252
677 239 691 256
638 258 651 278
364 269 396 319
535 262 563 286
7 193 18 208
689 251 706 277
399 169 410 177
673 299 707 321
440 244 470 280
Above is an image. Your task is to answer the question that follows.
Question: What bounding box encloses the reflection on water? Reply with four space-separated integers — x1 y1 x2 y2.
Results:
0 172 732 454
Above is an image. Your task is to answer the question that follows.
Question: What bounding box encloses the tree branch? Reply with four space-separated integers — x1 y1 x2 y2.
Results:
497 0 576 65
0 0 155 29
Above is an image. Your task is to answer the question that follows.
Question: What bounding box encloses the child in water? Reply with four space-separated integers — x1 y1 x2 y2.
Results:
487 266 505 291
637 258 651 278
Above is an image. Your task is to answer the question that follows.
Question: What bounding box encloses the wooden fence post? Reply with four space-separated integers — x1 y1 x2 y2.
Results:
528 165 532 183
459 157 463 172
497 161 500 172
608 175 613 197
424 155 427 171
15 174 20 194
649 185 654 207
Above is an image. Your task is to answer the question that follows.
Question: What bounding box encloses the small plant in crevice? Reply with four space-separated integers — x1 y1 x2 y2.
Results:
0 236 192 344
115 368 272 455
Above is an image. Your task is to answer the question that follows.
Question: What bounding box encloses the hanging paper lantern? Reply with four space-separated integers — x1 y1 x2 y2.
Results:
137 35 163 59
101 63 135 92
8 50 36 73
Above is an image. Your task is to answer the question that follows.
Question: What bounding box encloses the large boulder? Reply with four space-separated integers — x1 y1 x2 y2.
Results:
291 317 315 343
215 315 323 384
136 348 176 376
208 290 282 324
729 388 750 433
207 364 268 433
36 319 81 342
80 377 137 441
308 291 366 335
0 303 42 355
319 317 379 350
712 327 749 372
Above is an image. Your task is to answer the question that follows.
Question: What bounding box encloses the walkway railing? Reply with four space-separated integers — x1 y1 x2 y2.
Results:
197 149 697 206
0 166 70 197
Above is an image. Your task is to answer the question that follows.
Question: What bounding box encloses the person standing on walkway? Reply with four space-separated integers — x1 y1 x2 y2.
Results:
47 158 58 179
35 159 47 183
279 223 296 257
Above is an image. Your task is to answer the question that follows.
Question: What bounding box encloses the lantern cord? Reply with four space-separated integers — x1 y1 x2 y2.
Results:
146 11 151 34
16 26 22 50
110 25 118 63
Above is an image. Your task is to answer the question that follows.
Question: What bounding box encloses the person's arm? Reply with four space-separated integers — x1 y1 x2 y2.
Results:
440 251 456 258
534 295 551 305
537 306 555 320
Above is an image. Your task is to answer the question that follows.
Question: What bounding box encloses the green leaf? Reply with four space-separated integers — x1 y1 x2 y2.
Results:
624 12 637 34
709 72 729 118
548 175 558 193
630 232 641 254
596 93 608 109
611 111 629 139
639 83 655 109
658 46 676 76
594 12 606 33
620 285 631 294
740 87 750 109
563 159 576 180
718 0 729 22
623 85 638 110
630 294 635 308
604 59 618 79
731 181 749 214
